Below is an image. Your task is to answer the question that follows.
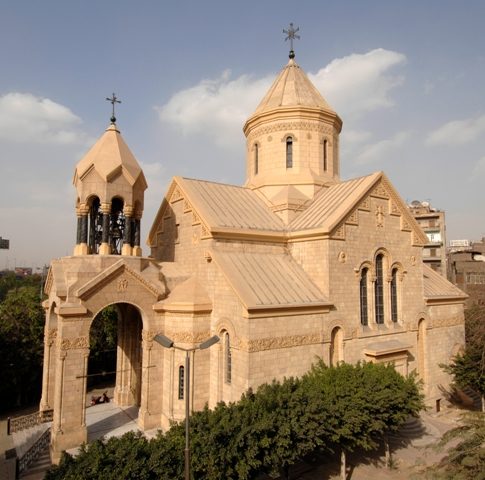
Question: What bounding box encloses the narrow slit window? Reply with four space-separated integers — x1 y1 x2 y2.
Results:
286 137 293 168
225 333 232 384
178 365 184 399
254 143 259 174
360 268 368 326
390 269 398 323
323 139 328 171
375 255 384 324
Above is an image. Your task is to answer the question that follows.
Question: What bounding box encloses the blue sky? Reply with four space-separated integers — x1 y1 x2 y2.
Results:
1 0 484 268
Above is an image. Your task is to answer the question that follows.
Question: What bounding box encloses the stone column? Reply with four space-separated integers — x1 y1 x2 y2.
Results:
98 203 111 255
138 330 161 430
39 325 57 412
132 215 142 257
50 335 89 463
121 205 133 256
74 205 89 255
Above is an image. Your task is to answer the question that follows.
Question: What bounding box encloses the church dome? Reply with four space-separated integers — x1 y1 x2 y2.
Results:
243 55 342 224
251 58 336 117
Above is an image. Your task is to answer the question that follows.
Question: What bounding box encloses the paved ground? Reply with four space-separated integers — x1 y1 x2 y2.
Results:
2 396 463 480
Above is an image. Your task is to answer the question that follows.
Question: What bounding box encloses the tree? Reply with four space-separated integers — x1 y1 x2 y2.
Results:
302 361 424 479
445 305 485 410
0 285 45 410
424 412 485 479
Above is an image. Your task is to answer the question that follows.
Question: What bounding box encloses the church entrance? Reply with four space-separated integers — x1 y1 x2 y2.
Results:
86 303 143 414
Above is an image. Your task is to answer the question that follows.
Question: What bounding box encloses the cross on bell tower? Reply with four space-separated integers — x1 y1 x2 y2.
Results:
283 23 300 59
106 93 121 124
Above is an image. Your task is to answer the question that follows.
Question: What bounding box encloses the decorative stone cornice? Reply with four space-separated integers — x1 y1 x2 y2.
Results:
247 121 335 141
58 336 89 350
245 333 321 352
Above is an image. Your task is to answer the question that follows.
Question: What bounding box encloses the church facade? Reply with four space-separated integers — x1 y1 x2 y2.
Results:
41 51 467 460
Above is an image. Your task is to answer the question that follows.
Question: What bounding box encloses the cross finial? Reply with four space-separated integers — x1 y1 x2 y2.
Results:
283 23 300 59
106 93 121 124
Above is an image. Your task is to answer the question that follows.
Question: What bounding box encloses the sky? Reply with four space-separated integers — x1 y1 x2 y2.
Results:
1 0 484 269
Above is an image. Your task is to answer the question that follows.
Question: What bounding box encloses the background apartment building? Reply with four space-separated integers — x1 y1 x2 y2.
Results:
408 200 447 276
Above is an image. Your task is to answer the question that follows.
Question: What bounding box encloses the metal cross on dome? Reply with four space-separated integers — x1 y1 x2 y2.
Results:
106 93 121 123
283 23 300 58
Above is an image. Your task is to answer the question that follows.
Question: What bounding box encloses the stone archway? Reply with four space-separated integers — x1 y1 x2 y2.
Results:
41 256 167 462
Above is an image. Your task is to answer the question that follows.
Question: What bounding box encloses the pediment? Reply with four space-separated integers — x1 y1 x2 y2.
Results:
330 174 428 246
147 177 213 247
75 259 165 301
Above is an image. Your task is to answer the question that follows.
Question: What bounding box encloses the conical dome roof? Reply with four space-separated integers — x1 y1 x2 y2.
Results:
74 124 147 188
252 58 336 116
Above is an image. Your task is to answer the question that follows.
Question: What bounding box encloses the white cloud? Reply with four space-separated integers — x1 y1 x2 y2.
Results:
0 92 88 145
355 131 410 165
156 71 272 148
309 48 406 118
471 155 485 179
426 115 485 146
156 49 406 149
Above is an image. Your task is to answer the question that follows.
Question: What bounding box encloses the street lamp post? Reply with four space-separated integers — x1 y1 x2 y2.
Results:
154 333 219 480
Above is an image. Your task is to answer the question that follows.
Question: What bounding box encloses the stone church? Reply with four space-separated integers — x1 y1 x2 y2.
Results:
40 49 467 460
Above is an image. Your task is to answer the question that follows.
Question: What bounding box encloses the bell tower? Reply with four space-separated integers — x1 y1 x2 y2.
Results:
73 95 147 256
243 25 343 223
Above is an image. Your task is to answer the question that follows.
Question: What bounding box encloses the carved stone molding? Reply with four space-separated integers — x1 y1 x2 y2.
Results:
164 331 212 344
375 205 385 228
359 196 371 211
170 188 182 203
117 277 129 292
331 223 345 240
338 251 347 263
248 121 334 140
246 333 321 353
58 336 89 350
183 200 192 213
47 328 57 346
346 209 359 226
142 330 157 343
371 183 389 199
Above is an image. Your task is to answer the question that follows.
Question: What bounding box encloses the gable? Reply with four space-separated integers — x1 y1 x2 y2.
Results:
75 259 165 301
147 176 285 247
289 172 428 246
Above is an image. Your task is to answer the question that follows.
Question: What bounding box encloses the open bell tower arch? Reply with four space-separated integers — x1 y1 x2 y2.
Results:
73 105 147 257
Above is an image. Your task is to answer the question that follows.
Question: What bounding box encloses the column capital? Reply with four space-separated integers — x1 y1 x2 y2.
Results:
123 205 134 217
101 203 111 214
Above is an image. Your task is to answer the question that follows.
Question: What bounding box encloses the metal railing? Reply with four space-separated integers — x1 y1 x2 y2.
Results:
16 427 51 478
7 409 53 435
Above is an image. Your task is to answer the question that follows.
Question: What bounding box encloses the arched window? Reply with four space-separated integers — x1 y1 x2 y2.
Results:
323 139 328 172
330 327 343 366
286 136 293 168
178 365 184 400
254 143 259 175
224 332 232 384
109 197 125 255
88 196 102 254
390 268 398 323
375 254 384 324
360 268 368 326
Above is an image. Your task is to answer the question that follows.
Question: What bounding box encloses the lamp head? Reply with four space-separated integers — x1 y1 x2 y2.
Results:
154 334 174 349
199 335 220 350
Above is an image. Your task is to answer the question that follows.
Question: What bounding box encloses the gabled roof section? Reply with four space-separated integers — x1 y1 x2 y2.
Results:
74 124 147 188
290 173 380 232
148 176 285 244
423 264 468 302
253 58 336 116
289 172 428 245
210 249 331 314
